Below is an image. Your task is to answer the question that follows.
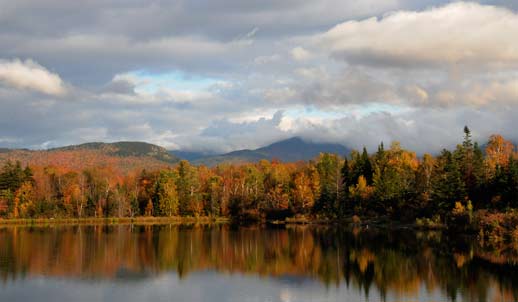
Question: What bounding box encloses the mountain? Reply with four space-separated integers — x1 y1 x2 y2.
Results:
193 137 350 166
255 137 349 162
169 150 217 162
51 141 179 163
0 141 179 172
0 138 350 170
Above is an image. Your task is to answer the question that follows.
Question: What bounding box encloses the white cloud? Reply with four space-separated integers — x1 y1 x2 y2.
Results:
0 59 66 95
318 2 518 68
291 47 312 61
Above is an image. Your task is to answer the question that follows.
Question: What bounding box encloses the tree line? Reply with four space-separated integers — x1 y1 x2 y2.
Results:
1 127 517 226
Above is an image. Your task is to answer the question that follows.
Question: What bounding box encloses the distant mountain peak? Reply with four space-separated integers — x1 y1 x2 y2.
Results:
264 136 304 146
189 137 350 166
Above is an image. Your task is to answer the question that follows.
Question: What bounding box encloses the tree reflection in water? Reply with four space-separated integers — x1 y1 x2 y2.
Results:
0 224 517 302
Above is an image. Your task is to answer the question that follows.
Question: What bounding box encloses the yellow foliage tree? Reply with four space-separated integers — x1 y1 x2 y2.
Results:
349 176 374 201
14 182 34 218
485 134 515 173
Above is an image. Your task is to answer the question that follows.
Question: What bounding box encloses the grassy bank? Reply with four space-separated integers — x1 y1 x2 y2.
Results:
0 216 230 227
283 214 447 230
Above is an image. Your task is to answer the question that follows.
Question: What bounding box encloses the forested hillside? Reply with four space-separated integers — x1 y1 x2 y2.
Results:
0 142 179 173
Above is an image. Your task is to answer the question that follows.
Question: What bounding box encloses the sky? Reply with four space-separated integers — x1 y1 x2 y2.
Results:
1 0 518 153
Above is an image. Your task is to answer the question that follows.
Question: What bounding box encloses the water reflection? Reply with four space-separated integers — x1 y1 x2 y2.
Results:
0 224 517 302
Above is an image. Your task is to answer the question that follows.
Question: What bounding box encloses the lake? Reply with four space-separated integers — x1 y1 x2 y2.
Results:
0 224 516 302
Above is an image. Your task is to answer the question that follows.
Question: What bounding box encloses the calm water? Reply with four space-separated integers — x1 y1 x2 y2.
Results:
0 224 517 302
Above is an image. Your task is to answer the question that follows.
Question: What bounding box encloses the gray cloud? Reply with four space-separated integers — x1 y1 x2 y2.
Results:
1 0 518 155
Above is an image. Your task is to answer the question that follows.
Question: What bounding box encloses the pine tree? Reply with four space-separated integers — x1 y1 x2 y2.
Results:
340 158 353 214
460 126 476 197
0 161 31 192
431 150 466 216
360 147 373 184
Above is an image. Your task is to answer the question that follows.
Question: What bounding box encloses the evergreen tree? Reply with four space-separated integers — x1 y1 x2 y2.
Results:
360 147 373 184
470 142 486 206
340 158 353 214
431 150 466 216
350 147 373 186
459 126 476 197
0 161 32 192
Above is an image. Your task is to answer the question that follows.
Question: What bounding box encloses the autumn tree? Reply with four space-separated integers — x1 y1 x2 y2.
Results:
176 160 201 216
348 175 374 214
315 153 342 216
414 153 435 215
0 161 34 216
205 175 223 216
156 170 179 217
292 170 316 214
372 142 418 217
82 167 117 217
485 134 514 174
264 161 291 212
13 182 35 218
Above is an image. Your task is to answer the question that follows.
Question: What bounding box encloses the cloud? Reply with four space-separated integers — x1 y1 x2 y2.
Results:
291 47 312 61
189 111 289 152
294 68 400 106
278 106 518 154
0 59 66 95
426 78 518 107
2 0 518 156
318 2 518 68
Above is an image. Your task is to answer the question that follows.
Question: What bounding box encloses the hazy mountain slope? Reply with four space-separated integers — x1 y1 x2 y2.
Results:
170 150 217 162
52 141 179 163
0 142 179 172
255 137 349 162
193 137 349 166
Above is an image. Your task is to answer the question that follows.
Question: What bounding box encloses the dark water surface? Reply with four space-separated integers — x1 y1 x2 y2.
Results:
0 224 517 302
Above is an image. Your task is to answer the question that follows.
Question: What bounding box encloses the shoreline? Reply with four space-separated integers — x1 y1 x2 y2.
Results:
0 216 231 227
0 215 444 230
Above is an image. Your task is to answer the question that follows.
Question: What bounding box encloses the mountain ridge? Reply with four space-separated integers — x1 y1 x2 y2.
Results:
0 138 351 169
0 141 179 172
190 137 350 166
50 141 179 163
